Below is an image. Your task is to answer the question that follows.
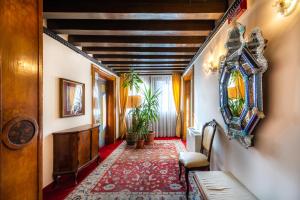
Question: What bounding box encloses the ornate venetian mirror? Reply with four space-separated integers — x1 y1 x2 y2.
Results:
219 22 268 147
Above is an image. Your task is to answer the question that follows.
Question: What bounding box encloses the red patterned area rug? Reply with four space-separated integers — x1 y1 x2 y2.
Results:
65 140 201 200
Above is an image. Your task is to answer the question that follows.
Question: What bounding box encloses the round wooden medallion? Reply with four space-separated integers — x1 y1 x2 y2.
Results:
2 117 38 150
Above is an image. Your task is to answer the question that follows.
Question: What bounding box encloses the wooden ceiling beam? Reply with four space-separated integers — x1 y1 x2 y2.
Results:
47 19 215 31
54 30 210 36
48 20 214 36
109 64 187 67
89 51 195 56
44 0 227 18
115 66 185 70
115 69 183 72
101 61 189 65
94 54 193 59
118 72 183 76
111 66 186 69
75 43 200 48
115 69 184 74
98 58 191 62
44 12 223 20
83 47 198 53
69 35 206 44
83 47 197 55
69 35 205 48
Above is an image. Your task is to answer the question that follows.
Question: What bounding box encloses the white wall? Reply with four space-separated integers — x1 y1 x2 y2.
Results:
43 34 118 187
192 0 300 199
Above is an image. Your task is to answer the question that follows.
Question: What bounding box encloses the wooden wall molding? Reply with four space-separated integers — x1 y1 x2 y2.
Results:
182 66 194 140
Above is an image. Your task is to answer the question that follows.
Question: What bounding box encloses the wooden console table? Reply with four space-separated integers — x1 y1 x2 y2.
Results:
194 171 258 200
53 124 100 185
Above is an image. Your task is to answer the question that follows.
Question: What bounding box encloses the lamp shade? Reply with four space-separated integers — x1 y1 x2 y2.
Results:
126 95 142 108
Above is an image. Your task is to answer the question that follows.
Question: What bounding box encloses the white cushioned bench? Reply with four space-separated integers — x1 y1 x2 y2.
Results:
193 171 258 200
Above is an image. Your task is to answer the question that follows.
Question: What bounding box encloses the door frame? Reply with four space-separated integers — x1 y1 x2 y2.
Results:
91 65 116 144
182 66 194 140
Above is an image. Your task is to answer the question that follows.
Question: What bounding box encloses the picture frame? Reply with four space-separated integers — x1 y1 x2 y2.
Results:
60 78 85 118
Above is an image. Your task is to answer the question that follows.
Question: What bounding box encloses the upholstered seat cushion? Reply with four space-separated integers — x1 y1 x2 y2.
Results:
179 152 209 168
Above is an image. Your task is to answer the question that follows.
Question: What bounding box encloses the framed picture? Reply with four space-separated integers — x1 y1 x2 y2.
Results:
60 78 85 118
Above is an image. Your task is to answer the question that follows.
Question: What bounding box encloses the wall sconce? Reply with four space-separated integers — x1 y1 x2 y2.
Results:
204 55 225 75
204 62 219 74
274 0 299 16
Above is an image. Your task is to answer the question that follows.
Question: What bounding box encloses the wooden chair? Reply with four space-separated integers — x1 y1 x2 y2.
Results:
178 119 217 199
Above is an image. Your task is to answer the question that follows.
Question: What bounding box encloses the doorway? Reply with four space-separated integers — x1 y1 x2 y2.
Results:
183 67 194 140
93 76 107 147
92 65 116 145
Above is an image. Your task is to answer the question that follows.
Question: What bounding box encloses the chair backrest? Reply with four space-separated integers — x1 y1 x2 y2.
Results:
200 119 217 162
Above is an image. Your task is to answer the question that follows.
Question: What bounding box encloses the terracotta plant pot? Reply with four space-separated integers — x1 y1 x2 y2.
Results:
145 132 155 145
126 132 136 146
136 139 145 149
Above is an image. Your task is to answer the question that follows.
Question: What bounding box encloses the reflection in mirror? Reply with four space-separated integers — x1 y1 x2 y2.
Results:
227 70 245 117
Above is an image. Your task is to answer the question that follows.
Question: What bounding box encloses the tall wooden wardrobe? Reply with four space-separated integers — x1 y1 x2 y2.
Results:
0 0 43 199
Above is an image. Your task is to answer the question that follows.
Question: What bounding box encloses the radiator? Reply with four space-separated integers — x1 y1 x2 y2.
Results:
186 127 202 152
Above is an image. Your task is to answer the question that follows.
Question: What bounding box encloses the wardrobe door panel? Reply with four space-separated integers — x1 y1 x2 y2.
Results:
0 0 42 199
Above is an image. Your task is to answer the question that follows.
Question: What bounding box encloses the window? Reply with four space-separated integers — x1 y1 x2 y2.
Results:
127 75 176 137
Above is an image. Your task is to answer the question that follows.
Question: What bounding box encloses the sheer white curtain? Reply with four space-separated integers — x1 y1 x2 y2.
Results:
133 75 177 137
150 76 177 137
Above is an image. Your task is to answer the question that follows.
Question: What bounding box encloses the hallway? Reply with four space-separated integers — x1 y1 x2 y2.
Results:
1 0 300 200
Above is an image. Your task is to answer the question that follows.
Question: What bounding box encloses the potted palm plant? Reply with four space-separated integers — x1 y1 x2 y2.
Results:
122 69 143 91
142 87 160 145
129 106 147 149
122 69 143 146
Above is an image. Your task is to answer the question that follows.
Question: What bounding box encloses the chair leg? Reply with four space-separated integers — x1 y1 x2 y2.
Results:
178 161 182 180
185 168 190 199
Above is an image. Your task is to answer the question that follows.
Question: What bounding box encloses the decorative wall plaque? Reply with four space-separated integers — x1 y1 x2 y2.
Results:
2 117 38 150
219 22 268 147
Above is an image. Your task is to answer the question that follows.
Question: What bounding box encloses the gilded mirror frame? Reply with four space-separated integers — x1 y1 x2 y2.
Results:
219 22 268 147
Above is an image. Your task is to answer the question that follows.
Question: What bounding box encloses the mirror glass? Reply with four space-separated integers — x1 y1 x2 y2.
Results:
227 70 245 117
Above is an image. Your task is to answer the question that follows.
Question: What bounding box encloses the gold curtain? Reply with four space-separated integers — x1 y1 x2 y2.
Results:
172 73 182 138
119 74 129 138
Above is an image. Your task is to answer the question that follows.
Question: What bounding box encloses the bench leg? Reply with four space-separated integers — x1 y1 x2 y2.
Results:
179 161 182 180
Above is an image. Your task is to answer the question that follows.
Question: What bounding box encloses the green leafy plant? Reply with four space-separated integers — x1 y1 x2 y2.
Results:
122 69 143 91
127 87 160 142
128 106 148 141
122 69 144 144
141 86 160 131
122 70 160 144
228 98 245 116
